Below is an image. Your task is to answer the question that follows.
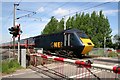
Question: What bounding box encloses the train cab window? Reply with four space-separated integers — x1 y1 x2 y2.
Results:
64 33 71 46
77 32 88 38
70 34 74 40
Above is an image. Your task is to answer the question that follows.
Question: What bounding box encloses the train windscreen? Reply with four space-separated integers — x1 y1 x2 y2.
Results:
77 32 89 38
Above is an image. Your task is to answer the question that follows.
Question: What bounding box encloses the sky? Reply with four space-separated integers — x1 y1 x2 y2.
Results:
1 0 119 44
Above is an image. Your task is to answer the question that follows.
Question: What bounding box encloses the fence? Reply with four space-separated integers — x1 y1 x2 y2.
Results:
89 48 119 57
1 49 18 60
30 53 120 79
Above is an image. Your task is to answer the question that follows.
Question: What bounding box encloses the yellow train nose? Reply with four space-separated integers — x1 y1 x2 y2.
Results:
80 38 94 55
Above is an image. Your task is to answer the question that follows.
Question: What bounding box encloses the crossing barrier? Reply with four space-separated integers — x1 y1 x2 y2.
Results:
30 53 120 79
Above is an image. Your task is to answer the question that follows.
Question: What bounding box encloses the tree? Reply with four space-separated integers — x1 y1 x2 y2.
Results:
57 18 64 32
42 11 112 48
42 16 58 34
113 34 120 49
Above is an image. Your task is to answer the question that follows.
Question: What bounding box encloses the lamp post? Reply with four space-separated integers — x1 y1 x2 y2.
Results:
104 36 106 57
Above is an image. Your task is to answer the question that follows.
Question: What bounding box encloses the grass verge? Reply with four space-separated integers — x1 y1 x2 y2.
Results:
2 59 22 74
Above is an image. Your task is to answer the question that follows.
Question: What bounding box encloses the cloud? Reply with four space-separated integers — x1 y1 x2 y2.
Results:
36 7 45 13
53 8 69 16
112 29 118 36
103 9 120 16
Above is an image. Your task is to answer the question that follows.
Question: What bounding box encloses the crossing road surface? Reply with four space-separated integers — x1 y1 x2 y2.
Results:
2 63 119 79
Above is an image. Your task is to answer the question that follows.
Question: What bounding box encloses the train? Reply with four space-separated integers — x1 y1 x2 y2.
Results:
2 28 94 58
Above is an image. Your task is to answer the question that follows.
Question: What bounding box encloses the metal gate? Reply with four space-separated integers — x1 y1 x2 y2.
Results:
30 53 120 79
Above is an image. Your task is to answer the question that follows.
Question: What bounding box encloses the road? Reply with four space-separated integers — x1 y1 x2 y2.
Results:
2 62 120 79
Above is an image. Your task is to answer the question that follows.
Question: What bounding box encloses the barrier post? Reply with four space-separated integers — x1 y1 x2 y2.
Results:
21 49 26 68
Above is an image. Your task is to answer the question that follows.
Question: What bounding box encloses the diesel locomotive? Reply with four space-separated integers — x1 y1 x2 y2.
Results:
34 28 94 57
2 28 94 57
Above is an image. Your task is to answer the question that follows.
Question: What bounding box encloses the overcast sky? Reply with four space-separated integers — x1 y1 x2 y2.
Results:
1 0 119 43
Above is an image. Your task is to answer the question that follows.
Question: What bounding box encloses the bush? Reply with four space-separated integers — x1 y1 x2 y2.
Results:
108 52 118 57
89 49 104 57
2 59 22 74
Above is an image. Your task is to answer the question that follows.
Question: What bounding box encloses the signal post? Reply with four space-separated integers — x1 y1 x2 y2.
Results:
8 3 23 64
8 24 22 63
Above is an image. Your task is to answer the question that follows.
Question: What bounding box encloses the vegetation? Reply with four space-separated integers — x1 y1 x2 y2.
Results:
112 34 120 49
42 10 112 48
108 52 118 57
2 59 22 74
89 49 104 56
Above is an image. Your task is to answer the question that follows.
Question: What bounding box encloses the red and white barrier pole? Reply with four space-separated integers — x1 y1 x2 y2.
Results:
30 53 120 74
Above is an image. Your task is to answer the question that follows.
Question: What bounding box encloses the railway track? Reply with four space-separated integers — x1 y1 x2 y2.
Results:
29 65 68 79
42 52 120 65
93 58 120 64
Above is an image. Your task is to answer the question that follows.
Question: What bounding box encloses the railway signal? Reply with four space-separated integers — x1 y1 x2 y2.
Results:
8 27 16 35
8 24 22 37
8 27 18 37
16 24 22 36
8 23 22 65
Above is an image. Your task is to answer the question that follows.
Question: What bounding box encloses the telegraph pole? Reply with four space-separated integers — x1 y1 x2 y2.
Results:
104 37 106 57
64 16 66 30
64 16 67 46
13 3 19 57
13 4 16 57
